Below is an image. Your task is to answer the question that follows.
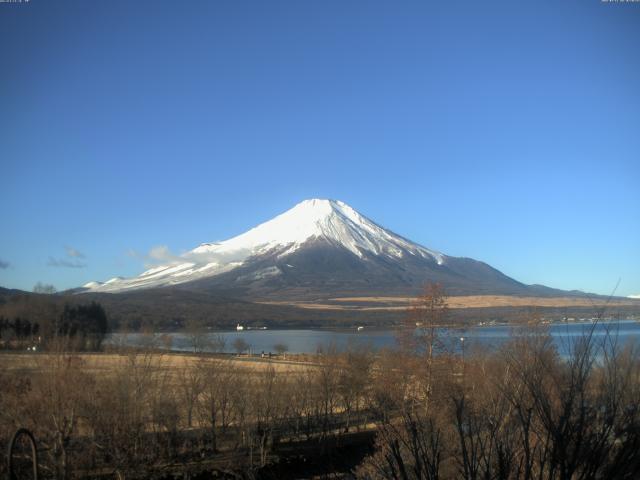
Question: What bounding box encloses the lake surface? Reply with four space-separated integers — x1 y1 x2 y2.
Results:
108 319 640 357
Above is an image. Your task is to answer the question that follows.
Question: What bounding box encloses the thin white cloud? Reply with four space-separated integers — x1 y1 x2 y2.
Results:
127 243 249 270
148 245 182 263
629 294 640 299
47 256 86 269
47 246 87 268
128 245 184 268
64 245 85 258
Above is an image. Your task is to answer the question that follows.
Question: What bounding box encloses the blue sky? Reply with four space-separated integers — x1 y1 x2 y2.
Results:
1 0 639 296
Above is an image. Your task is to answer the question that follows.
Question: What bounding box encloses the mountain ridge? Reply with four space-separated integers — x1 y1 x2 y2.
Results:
79 199 593 299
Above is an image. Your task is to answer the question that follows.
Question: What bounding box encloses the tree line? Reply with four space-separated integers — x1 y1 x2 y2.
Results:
359 285 640 479
4 324 638 479
0 301 108 351
0 340 379 479
2 284 640 479
0 316 40 340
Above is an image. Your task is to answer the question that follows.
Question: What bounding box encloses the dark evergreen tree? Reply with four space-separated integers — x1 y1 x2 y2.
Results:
56 302 109 351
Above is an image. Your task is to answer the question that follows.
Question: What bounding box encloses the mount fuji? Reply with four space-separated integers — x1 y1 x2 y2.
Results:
81 199 561 299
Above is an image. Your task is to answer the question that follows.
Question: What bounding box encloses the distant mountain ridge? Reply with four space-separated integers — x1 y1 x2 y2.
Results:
80 199 585 299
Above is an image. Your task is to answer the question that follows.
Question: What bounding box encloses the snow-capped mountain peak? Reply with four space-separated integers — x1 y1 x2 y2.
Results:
82 199 444 293
194 198 441 260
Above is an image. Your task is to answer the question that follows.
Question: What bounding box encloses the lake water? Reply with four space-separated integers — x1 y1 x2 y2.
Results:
108 319 640 357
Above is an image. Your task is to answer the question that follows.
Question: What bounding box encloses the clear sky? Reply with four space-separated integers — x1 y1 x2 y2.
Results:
1 0 639 296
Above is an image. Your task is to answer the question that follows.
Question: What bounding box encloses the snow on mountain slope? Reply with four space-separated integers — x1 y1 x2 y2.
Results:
82 199 445 293
193 199 443 261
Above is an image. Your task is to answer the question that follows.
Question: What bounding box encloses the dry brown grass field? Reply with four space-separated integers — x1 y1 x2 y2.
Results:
0 351 315 375
260 294 640 311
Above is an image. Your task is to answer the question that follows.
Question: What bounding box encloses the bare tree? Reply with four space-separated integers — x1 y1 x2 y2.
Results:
402 283 449 415
185 319 209 353
338 344 374 432
250 365 289 466
233 337 250 356
210 333 226 353
313 344 341 438
176 358 203 428
33 282 57 294
28 349 91 480
274 342 288 359
197 357 238 452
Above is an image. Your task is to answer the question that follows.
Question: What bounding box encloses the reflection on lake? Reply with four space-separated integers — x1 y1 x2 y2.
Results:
108 320 640 356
